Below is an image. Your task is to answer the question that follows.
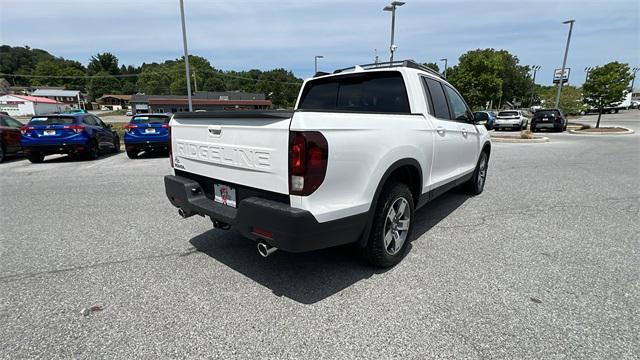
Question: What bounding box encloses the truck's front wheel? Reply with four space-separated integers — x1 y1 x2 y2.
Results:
365 182 414 267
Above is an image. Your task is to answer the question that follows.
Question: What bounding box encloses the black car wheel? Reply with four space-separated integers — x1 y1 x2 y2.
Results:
86 140 99 160
365 182 414 268
126 147 138 159
27 152 44 163
0 144 5 163
464 151 488 195
113 136 121 153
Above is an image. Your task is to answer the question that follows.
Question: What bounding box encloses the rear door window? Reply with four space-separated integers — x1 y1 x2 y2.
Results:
444 85 473 122
131 115 171 124
423 77 450 120
83 116 98 126
28 116 76 125
298 71 410 114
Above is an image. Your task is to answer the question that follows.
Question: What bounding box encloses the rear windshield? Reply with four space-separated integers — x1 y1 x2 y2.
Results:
28 116 76 125
298 71 410 114
131 115 170 124
498 111 518 117
535 110 561 117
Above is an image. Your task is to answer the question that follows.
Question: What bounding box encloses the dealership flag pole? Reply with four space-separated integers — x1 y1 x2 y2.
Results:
179 0 193 112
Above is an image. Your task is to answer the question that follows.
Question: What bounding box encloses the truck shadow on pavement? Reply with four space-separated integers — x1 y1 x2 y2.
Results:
189 190 469 304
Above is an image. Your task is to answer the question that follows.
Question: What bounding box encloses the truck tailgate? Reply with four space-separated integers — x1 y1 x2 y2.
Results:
170 111 293 194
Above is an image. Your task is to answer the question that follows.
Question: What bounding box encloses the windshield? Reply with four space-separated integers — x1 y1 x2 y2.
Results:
498 111 518 117
131 115 170 124
28 116 76 125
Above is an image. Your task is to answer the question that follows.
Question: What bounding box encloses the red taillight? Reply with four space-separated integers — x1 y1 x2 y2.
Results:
161 124 169 128
63 124 85 134
20 126 34 135
252 227 273 240
288 131 328 196
124 124 138 133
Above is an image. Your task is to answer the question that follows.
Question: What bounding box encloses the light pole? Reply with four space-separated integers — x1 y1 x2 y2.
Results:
314 55 324 74
383 1 405 63
630 67 640 92
179 0 193 112
530 65 541 106
584 67 592 83
554 19 575 108
440 58 448 78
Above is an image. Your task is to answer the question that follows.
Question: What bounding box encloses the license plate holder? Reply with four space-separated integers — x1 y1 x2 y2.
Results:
43 129 56 136
214 184 237 208
145 128 156 134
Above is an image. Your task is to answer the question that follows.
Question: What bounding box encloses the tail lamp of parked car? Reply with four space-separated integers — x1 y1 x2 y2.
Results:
63 125 85 134
289 131 328 196
124 124 137 133
20 126 34 135
168 124 173 168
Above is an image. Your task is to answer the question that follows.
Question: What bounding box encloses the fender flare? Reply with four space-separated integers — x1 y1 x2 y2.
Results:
357 158 422 248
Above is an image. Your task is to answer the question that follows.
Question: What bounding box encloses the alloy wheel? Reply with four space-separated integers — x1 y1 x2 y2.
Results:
383 197 411 255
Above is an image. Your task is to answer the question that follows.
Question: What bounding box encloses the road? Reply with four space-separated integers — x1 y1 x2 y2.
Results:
1 111 638 358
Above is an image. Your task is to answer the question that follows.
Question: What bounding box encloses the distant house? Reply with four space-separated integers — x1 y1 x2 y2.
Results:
0 94 68 116
129 91 272 114
31 89 85 109
97 94 131 110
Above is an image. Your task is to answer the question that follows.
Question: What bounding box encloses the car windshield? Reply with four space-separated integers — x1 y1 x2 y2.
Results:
536 110 560 117
131 116 170 124
498 111 518 117
28 116 76 125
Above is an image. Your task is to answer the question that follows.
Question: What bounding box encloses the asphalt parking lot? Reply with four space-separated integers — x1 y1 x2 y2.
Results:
1 111 638 358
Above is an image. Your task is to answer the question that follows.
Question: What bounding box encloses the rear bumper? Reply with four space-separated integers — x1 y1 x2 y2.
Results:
164 174 367 253
125 141 169 151
22 142 88 154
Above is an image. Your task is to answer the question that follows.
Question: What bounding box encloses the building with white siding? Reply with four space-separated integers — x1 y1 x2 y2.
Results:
0 95 68 116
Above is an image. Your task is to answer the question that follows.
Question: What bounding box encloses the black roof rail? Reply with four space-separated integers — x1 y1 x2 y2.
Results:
331 59 445 79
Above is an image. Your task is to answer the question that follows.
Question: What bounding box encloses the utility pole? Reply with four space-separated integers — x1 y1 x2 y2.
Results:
374 49 379 64
630 67 640 93
179 0 193 112
192 70 198 92
555 19 575 108
383 1 405 63
440 58 448 78
530 65 541 106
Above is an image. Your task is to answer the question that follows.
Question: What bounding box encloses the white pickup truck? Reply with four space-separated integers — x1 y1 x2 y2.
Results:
165 60 491 267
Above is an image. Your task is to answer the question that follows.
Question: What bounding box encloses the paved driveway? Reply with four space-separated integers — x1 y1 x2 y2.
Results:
1 111 638 358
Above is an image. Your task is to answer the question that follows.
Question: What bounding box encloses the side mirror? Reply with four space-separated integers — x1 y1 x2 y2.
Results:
105 123 112 128
473 113 487 125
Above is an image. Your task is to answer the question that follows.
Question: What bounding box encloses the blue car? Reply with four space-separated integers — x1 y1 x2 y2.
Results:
21 113 120 163
124 113 171 159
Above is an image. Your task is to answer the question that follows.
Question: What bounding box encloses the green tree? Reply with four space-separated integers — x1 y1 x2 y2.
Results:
582 62 633 128
88 52 120 75
538 85 585 115
423 62 440 73
87 71 120 100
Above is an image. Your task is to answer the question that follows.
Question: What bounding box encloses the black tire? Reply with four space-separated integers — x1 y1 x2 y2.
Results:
364 182 414 268
86 140 99 160
126 148 138 159
464 151 488 195
112 136 121 153
27 152 44 163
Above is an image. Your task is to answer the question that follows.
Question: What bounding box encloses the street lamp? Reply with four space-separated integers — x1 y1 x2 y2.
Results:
383 1 405 63
179 0 193 112
630 67 640 92
554 19 575 108
530 65 541 106
584 66 593 83
440 58 448 78
314 55 324 74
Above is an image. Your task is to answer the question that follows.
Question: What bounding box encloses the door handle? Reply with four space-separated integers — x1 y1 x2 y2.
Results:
436 126 445 134
461 128 468 137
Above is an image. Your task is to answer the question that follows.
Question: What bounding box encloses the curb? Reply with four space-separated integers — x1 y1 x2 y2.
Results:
491 136 549 143
569 127 634 135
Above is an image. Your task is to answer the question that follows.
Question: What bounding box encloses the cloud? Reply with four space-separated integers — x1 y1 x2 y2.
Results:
1 0 638 83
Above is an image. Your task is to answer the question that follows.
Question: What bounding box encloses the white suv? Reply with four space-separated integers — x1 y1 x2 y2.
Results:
165 60 491 267
494 110 529 131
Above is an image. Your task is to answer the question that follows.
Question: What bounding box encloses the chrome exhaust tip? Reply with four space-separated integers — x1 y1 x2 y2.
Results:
178 208 193 219
257 242 277 258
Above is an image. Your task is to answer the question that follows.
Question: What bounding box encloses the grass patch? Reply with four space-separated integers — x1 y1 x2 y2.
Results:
109 123 127 139
520 130 535 139
99 109 127 117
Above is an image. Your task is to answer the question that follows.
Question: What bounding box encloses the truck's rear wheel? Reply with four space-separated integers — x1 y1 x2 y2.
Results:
365 182 414 267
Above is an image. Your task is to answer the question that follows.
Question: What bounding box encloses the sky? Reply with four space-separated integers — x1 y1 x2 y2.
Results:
1 0 638 85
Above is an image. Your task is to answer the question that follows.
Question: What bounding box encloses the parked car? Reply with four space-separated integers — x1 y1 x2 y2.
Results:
20 113 120 163
164 60 491 267
0 114 24 163
473 111 497 130
494 110 529 130
531 108 567 132
123 113 171 159
125 109 133 116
